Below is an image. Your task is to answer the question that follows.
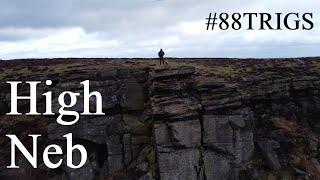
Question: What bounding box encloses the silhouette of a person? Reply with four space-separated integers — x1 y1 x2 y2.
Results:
158 49 165 65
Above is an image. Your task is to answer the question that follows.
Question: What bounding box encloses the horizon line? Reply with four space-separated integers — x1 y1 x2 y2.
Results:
1 56 320 61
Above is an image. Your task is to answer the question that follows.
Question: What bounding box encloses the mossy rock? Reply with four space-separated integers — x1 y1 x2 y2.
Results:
121 81 144 111
123 114 150 135
128 145 157 172
196 77 226 88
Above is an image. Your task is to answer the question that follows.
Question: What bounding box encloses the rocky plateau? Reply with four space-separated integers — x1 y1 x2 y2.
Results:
0 57 320 180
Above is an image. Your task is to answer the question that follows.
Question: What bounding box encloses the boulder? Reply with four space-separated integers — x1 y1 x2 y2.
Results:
154 120 201 149
168 120 201 148
157 149 200 180
203 151 234 180
150 66 196 81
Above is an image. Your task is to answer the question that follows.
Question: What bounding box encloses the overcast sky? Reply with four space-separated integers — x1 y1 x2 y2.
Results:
0 0 319 59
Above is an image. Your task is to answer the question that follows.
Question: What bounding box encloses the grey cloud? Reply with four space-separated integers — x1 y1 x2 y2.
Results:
0 0 319 59
0 0 240 30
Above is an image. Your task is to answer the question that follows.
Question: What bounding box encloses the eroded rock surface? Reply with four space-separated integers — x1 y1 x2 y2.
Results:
0 58 320 179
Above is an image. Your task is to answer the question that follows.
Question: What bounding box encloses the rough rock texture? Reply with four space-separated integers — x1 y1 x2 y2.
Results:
0 58 320 179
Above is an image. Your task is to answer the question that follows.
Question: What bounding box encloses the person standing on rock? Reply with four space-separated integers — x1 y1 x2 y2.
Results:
158 49 165 65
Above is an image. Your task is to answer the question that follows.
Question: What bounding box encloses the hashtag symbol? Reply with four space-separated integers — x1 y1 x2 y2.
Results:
206 13 218 30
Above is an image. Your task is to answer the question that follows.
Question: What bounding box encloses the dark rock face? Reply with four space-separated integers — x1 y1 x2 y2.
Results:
257 139 281 170
150 66 202 180
1 58 320 179
48 115 122 144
